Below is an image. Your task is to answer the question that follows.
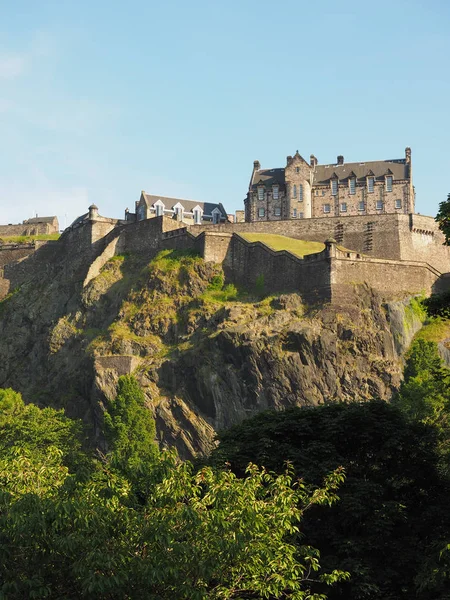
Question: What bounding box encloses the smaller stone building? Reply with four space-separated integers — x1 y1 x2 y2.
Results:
0 215 59 237
131 192 228 225
245 148 414 222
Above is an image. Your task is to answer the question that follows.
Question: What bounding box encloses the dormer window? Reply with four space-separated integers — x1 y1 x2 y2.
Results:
386 176 393 192
154 200 165 217
212 208 221 224
331 179 338 196
299 184 303 201
273 185 279 200
367 177 375 193
193 205 203 224
349 178 356 195
257 187 264 201
292 184 297 198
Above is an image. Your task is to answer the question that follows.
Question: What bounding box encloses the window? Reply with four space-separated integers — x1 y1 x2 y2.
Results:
273 185 279 200
296 167 300 173
293 208 297 218
367 177 375 193
395 199 402 209
349 178 356 195
212 209 221 224
323 204 331 214
358 201 365 211
340 202 347 212
376 200 383 210
299 184 303 201
258 207 265 217
193 210 201 224
274 207 281 216
155 203 164 217
299 212 304 219
386 176 393 192
292 184 297 198
331 179 338 196
322 190 326 196
257 187 264 201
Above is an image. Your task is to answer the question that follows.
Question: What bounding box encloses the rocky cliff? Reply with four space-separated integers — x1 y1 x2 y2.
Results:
0 245 426 459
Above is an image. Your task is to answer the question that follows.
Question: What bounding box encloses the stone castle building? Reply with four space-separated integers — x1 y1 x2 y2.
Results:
130 192 227 225
245 148 414 222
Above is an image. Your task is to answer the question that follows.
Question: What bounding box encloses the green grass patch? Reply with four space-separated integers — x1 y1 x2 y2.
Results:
0 233 60 244
239 233 324 257
414 317 450 344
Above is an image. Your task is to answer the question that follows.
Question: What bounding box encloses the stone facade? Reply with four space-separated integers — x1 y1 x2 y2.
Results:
0 216 59 238
245 148 414 222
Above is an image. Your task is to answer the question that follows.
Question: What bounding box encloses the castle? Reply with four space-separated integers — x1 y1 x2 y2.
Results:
245 148 414 222
0 147 449 305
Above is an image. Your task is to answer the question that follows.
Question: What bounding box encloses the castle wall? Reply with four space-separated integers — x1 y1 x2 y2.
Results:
0 219 58 238
188 214 404 262
227 235 332 301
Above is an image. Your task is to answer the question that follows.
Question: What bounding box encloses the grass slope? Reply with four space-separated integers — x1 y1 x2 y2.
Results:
240 233 324 258
0 233 60 244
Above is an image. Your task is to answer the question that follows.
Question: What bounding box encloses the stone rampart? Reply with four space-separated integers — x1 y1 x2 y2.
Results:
187 213 450 273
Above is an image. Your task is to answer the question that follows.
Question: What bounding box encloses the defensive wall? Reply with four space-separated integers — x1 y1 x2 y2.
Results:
0 217 59 238
187 213 450 274
0 211 449 303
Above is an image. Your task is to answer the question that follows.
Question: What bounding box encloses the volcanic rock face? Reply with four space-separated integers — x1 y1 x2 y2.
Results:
0 243 424 459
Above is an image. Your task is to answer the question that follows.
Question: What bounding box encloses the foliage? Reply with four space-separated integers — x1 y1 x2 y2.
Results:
0 386 348 599
423 291 450 320
435 192 450 245
103 375 159 490
209 400 450 599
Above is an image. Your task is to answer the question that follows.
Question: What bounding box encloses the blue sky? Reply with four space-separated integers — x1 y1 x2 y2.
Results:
0 0 449 228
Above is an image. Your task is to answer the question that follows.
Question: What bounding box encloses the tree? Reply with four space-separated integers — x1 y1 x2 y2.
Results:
435 193 450 245
0 388 349 599
103 375 159 489
208 401 450 599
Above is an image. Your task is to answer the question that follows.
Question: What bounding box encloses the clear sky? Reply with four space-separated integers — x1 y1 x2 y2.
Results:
0 0 449 228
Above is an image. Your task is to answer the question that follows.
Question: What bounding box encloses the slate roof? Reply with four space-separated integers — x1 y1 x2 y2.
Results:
313 159 409 185
23 216 58 224
251 168 285 188
250 158 409 189
142 193 227 218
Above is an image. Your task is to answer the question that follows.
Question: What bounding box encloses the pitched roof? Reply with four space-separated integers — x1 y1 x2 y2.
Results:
142 193 227 218
313 159 408 185
251 168 285 189
23 216 58 224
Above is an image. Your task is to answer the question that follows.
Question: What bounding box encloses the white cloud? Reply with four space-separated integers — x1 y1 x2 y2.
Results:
0 55 26 79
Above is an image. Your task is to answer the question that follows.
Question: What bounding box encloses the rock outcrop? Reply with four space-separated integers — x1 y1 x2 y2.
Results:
0 244 426 459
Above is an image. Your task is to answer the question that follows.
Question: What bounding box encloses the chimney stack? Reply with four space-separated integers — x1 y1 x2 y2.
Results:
286 155 292 165
337 155 344 165
310 154 318 168
253 160 261 171
405 147 411 164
